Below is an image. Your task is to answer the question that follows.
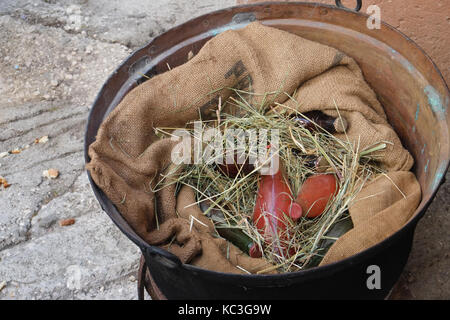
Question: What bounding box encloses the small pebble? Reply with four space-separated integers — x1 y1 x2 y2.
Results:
0 177 10 188
43 168 59 179
36 135 49 144
0 281 6 292
0 152 8 158
59 218 75 227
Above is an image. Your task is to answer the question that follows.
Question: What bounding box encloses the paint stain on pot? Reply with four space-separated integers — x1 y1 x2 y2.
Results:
390 49 416 74
210 13 256 36
210 23 246 36
424 85 446 120
415 103 420 121
424 159 430 173
421 144 426 155
430 162 447 192
402 59 416 74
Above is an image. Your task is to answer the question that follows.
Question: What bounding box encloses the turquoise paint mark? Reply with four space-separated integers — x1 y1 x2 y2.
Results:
209 22 248 37
415 103 420 121
424 85 447 120
390 48 415 73
402 59 415 74
424 159 430 173
421 144 426 155
430 162 447 192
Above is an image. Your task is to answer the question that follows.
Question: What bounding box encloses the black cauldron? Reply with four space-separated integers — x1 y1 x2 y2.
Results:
84 2 449 299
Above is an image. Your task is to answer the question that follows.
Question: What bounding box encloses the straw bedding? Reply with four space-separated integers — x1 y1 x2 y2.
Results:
86 22 421 274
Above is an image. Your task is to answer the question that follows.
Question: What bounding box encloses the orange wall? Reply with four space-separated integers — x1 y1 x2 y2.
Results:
236 0 450 85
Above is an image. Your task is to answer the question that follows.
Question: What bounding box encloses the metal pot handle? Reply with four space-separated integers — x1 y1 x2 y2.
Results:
335 0 362 12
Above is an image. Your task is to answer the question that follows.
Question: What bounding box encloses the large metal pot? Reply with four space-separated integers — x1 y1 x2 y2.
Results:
84 1 449 299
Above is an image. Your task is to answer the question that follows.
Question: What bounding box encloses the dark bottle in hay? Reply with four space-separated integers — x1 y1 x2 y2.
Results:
293 110 348 134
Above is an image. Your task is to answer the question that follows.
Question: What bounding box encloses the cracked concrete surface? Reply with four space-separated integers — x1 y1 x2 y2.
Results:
0 0 235 300
0 0 448 300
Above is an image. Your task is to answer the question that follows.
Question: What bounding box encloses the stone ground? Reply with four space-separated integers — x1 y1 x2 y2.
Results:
0 0 448 300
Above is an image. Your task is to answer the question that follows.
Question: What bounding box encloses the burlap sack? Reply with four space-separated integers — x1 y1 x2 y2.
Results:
319 171 421 266
87 22 421 273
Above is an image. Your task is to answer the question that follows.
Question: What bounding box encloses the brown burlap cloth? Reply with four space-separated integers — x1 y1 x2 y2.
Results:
86 22 421 273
